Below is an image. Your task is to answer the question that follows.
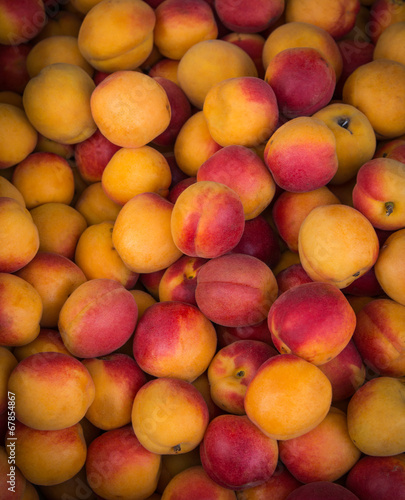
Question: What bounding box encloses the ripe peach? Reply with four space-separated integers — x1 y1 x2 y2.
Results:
298 204 380 289
195 253 278 327
200 414 278 490
269 281 356 365
318 340 366 402
75 221 139 289
23 63 97 144
26 35 94 78
112 192 183 273
207 340 277 415
0 347 18 414
174 111 222 176
279 407 361 483
215 0 284 33
171 181 245 259
0 271 42 347
101 146 172 206
30 202 87 260
197 145 276 220
77 0 156 72
86 424 162 500
154 0 218 60
8 351 95 430
177 39 258 109
352 158 405 231
312 102 377 185
228 215 281 269
12 152 75 209
264 116 338 192
203 76 279 147
347 376 405 456
151 76 192 147
161 465 237 500
131 377 209 455
15 251 87 328
11 421 87 486
82 354 146 431
342 59 405 139
245 354 332 440
272 186 340 252
285 481 360 499
0 0 47 45
133 301 217 382
158 255 208 305
285 0 360 40
74 181 122 225
374 228 405 305
74 128 121 184
12 328 72 361
90 70 171 149
352 298 405 377
0 104 38 169
346 454 405 500
58 278 138 358
0 197 39 273
265 47 336 119
221 32 266 78
262 21 343 81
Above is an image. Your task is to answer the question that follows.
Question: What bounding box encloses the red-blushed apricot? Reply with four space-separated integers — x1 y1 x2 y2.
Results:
8 352 95 431
0 272 42 347
112 192 183 274
368 0 405 44
0 196 39 273
222 32 266 78
177 39 258 109
0 104 37 169
10 421 87 487
78 0 156 72
298 204 380 289
74 181 122 226
132 377 209 455
86 425 162 500
90 70 171 149
133 301 217 382
0 0 47 45
58 278 138 358
215 0 284 33
101 146 172 205
171 181 245 259
12 152 75 209
148 57 180 85
244 354 332 440
195 253 278 327
268 281 356 365
23 63 97 145
264 116 338 193
203 76 279 147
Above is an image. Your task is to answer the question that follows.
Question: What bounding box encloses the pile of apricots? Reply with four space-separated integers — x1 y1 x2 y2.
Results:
1 0 405 499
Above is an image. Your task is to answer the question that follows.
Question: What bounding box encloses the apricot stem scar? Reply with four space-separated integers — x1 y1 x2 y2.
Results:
385 202 394 216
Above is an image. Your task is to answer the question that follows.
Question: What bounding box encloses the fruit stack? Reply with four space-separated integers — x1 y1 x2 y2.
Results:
0 0 405 499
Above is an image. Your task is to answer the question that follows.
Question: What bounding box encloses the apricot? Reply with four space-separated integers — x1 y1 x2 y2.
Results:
90 70 171 148
0 0 46 45
26 35 94 78
244 354 332 440
129 290 157 320
0 347 18 414
298 204 380 289
174 111 222 176
222 32 266 78
148 57 180 85
0 90 23 108
74 181 122 226
78 0 155 72
133 301 217 382
34 10 82 41
12 328 73 361
8 351 95 431
132 377 209 455
0 197 39 273
0 272 42 347
58 278 138 358
215 0 284 33
342 59 405 139
112 192 183 274
177 39 258 108
0 104 37 169
171 181 245 259
23 63 97 144
101 146 172 205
